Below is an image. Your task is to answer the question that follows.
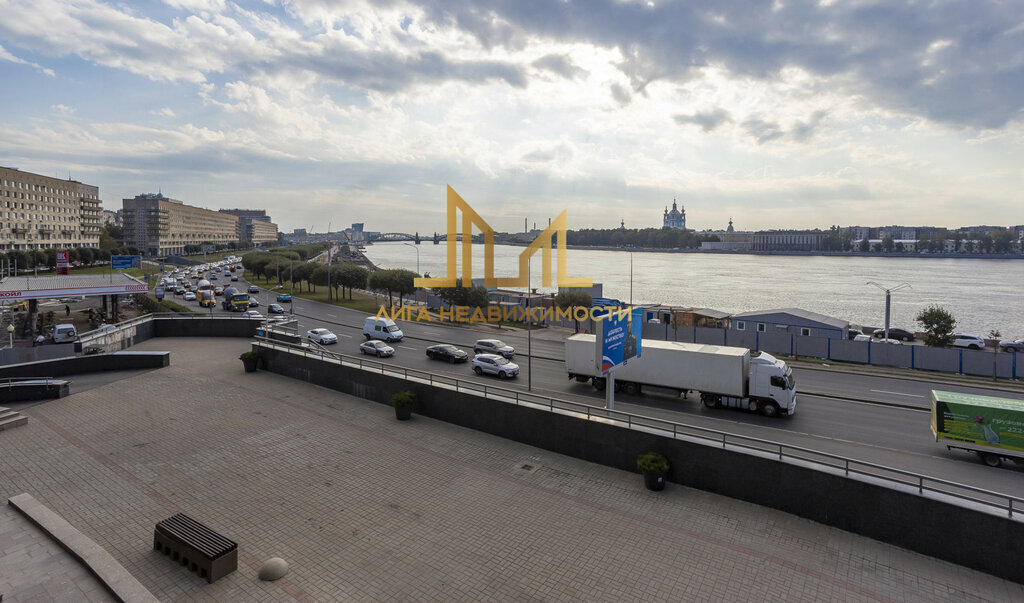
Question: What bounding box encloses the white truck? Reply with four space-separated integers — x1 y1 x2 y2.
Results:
565 334 797 417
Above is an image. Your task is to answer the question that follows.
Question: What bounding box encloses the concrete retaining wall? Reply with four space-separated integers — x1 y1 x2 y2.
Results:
0 351 170 379
255 343 1024 584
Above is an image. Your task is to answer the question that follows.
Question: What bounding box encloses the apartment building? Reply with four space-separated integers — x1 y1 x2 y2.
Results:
219 208 279 246
122 193 240 256
0 166 102 251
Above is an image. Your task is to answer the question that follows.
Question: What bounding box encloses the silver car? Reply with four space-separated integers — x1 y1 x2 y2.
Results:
360 340 395 357
474 339 515 358
472 354 519 379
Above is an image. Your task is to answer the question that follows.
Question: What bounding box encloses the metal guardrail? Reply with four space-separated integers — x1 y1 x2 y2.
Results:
3 377 63 387
254 333 1024 520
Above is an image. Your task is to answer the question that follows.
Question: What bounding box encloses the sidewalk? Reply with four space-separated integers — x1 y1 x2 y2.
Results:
1 337 1020 601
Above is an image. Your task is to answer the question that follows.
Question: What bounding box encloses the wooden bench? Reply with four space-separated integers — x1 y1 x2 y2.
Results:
154 514 237 583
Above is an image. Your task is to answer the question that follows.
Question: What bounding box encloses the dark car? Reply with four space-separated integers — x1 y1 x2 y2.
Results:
1000 338 1024 353
174 286 185 295
873 328 915 342
248 285 260 294
249 298 260 307
847 329 862 340
268 303 285 314
426 344 469 363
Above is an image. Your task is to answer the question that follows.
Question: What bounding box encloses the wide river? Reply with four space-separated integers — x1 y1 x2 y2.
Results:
362 243 1024 338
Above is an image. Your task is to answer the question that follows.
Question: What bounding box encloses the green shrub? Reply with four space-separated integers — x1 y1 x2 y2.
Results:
239 350 261 362
636 452 669 474
391 391 416 408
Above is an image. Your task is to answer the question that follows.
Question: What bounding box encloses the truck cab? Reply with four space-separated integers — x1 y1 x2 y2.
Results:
748 352 797 415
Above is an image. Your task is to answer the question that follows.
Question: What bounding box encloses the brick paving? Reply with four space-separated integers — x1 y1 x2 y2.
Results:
1 336 1022 601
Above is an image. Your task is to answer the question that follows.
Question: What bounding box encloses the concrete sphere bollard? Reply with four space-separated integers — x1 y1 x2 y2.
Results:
259 557 289 581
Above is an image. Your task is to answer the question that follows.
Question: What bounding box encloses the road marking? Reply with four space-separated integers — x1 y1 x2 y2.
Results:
326 313 338 318
398 345 417 351
337 333 352 338
870 389 924 398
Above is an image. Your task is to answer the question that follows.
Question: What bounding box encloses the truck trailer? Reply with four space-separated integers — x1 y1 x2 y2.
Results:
565 334 796 417
931 390 1024 468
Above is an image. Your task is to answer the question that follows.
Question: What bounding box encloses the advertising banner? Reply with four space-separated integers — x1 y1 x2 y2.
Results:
931 390 1024 451
111 255 142 270
56 250 70 275
595 306 643 375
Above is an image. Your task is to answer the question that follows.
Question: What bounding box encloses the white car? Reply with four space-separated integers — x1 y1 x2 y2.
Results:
874 338 903 345
307 328 338 344
183 291 196 301
472 354 519 379
852 334 872 343
952 334 986 350
243 310 263 318
360 340 395 357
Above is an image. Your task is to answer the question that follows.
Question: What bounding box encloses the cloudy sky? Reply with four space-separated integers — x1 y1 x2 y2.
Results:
1 0 1022 234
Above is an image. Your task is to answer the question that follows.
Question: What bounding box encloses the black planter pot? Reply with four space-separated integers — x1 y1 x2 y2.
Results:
394 405 412 421
643 471 666 491
242 358 258 373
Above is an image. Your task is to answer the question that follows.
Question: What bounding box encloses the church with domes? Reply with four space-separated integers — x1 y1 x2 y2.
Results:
663 199 686 230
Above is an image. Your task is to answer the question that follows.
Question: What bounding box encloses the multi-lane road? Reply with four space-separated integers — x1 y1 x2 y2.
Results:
172 268 1024 498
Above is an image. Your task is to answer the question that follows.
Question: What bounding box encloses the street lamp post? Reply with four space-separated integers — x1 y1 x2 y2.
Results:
866 281 911 340
527 256 532 392
7 323 13 349
402 242 420 274
628 250 634 307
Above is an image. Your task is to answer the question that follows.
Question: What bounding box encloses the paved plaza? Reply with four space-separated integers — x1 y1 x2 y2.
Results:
1 337 1022 601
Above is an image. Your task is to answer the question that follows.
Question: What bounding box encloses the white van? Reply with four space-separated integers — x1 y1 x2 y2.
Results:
363 316 404 342
51 324 78 343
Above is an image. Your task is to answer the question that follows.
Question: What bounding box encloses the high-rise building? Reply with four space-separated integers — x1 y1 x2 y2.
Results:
0 166 102 250
123 193 240 256
219 209 278 246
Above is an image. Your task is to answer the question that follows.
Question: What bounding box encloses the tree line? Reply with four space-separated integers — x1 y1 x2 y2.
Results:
566 228 720 249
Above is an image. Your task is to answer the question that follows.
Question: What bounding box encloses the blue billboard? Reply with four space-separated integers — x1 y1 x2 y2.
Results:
111 255 141 270
598 306 642 375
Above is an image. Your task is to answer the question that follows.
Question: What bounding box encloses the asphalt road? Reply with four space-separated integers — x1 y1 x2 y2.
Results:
166 268 1024 499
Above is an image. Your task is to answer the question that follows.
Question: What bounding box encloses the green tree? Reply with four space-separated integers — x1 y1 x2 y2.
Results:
292 262 315 292
991 230 1013 253
309 264 328 295
367 270 394 306
336 264 369 299
917 306 957 347
858 238 870 252
979 234 993 253
554 291 593 332
882 237 895 252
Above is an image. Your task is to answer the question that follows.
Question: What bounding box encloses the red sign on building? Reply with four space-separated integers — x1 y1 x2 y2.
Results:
56 250 70 275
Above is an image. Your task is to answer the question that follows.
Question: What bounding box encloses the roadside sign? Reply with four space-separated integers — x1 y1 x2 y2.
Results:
57 250 70 275
155 287 165 300
594 306 643 375
111 255 142 270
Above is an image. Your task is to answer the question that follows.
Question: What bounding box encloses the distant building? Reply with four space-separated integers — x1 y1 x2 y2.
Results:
102 209 121 228
701 218 753 250
732 308 849 339
219 209 278 246
1 166 102 250
123 193 240 256
662 200 686 230
751 230 823 251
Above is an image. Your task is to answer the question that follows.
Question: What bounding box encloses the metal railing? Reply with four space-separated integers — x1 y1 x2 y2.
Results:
77 312 288 346
3 377 65 388
253 333 1024 520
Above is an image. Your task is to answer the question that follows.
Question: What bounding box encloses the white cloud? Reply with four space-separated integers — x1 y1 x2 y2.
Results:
0 42 55 76
0 0 1021 231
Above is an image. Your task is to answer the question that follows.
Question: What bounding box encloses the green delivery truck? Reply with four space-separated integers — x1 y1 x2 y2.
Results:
931 390 1024 468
